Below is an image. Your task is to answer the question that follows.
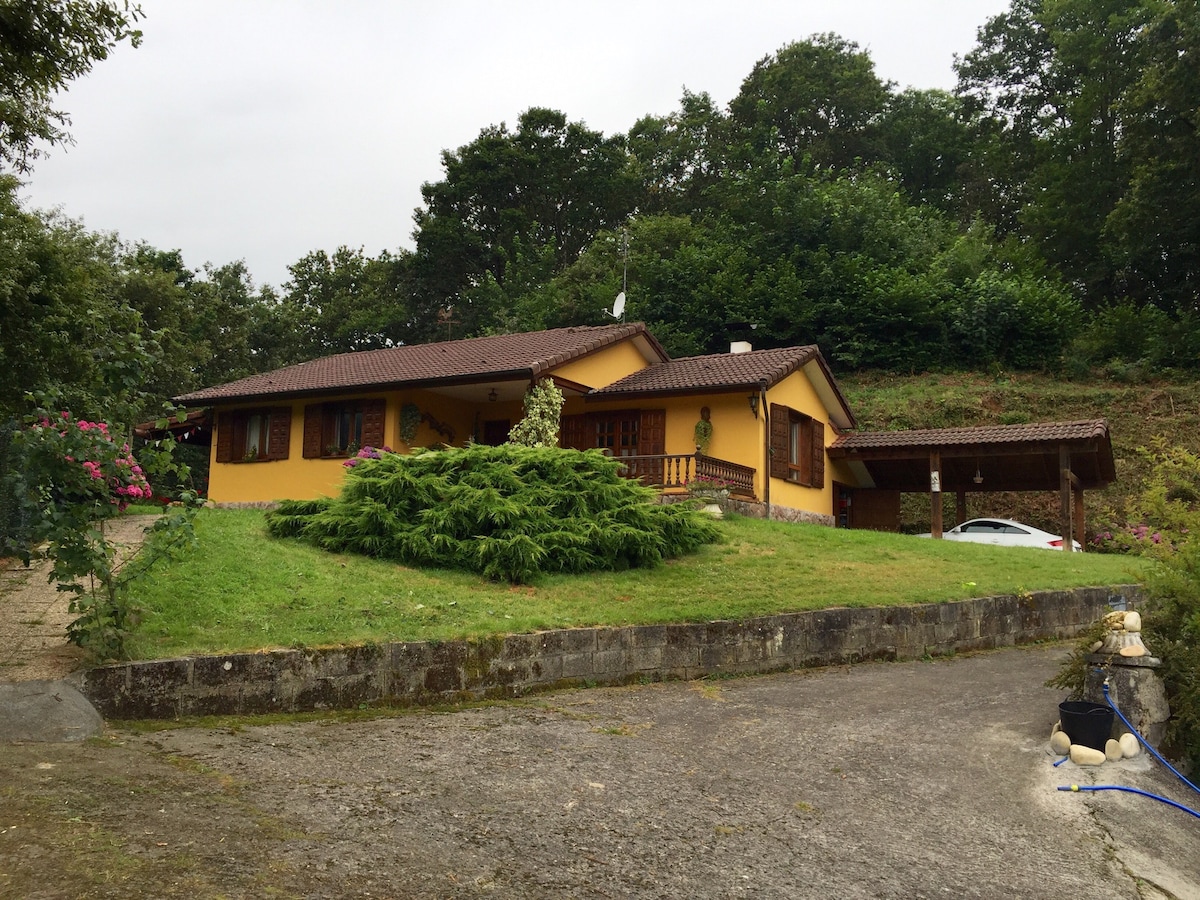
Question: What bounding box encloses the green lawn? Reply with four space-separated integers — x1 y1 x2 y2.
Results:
124 508 1148 660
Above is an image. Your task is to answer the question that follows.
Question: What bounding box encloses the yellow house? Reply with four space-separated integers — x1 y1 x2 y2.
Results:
175 323 860 524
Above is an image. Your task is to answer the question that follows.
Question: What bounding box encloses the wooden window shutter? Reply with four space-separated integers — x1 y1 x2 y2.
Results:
267 407 291 460
559 414 590 451
811 420 825 489
769 403 789 480
215 412 233 463
361 399 386 448
639 409 666 456
302 404 324 458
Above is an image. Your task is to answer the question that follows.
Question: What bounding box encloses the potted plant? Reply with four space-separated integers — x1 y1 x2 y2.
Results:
687 475 730 501
687 474 731 518
694 406 713 454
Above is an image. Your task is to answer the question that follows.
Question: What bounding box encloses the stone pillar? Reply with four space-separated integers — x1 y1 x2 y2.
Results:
1084 655 1170 749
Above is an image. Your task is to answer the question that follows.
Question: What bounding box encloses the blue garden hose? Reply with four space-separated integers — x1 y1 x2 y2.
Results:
1057 784 1200 820
1055 674 1200 820
1101 681 1200 798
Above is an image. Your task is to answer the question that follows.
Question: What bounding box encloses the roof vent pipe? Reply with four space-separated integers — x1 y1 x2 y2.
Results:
730 341 752 354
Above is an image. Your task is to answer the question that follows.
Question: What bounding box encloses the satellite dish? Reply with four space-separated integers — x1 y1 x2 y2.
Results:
610 291 626 320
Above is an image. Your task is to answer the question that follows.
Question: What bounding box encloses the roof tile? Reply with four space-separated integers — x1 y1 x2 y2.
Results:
177 324 662 403
590 346 820 396
830 420 1110 450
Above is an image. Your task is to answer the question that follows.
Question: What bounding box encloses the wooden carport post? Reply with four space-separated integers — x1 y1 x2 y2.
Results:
1059 444 1075 552
930 449 943 539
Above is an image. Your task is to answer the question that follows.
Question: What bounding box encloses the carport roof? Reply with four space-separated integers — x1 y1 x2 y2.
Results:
828 420 1116 492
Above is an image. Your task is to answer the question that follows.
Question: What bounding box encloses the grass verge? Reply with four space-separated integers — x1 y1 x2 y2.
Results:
124 508 1147 660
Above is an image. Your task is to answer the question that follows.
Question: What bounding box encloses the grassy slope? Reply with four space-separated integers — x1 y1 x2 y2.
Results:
127 509 1144 658
837 371 1200 533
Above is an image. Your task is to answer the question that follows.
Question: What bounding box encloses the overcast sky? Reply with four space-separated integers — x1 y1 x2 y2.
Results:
19 0 1011 291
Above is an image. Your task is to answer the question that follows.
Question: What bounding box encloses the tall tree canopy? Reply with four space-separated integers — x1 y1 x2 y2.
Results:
728 34 891 170
955 0 1151 305
411 108 639 335
0 0 142 173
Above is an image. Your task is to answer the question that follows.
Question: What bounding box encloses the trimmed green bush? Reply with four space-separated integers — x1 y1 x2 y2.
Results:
265 445 719 583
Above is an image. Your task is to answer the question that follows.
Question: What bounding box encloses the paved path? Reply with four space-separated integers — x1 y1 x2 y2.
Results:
3 646 1199 898
0 515 155 682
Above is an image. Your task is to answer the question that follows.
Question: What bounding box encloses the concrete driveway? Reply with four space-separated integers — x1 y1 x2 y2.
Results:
2 644 1198 898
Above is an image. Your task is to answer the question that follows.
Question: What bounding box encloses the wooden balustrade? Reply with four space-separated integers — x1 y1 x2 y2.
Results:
615 453 756 498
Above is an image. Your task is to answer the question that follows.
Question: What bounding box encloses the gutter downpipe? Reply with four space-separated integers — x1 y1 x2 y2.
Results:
760 379 770 520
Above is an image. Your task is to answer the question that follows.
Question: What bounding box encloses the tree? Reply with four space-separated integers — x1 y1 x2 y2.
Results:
876 89 971 212
627 89 729 216
1106 0 1200 312
728 34 891 171
411 108 638 336
0 180 157 425
955 0 1151 306
277 246 407 360
0 0 142 173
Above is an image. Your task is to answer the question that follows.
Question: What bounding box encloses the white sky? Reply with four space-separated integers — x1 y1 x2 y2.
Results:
18 0 1012 291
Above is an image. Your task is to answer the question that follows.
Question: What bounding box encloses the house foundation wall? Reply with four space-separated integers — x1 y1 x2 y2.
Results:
73 586 1140 720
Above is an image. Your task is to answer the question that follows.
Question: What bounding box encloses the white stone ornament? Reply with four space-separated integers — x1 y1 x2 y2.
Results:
1069 744 1106 766
1050 731 1071 755
1119 732 1140 758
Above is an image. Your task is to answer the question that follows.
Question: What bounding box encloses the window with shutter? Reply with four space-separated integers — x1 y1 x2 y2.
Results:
769 403 789 479
770 403 825 488
302 399 387 457
215 408 291 462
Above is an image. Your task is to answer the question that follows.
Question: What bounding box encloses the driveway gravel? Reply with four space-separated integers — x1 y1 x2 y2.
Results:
2 646 1198 898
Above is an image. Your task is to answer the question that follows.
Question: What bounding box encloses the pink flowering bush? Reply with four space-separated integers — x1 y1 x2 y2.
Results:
1091 440 1200 559
342 445 394 468
6 407 201 660
24 413 153 512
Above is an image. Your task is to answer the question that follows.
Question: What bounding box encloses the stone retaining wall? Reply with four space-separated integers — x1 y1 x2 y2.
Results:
74 585 1140 720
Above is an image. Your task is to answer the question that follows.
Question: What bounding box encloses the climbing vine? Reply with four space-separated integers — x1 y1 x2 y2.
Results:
507 379 565 448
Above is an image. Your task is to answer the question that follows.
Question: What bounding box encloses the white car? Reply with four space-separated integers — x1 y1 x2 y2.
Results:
918 518 1082 551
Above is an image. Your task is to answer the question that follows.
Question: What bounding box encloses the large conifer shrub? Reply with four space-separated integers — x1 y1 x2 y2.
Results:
265 445 719 583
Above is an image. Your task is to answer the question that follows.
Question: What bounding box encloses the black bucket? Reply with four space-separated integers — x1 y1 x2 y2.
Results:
1059 701 1114 751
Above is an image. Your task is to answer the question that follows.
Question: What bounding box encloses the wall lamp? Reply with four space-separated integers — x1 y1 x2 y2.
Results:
487 388 498 402
748 392 759 419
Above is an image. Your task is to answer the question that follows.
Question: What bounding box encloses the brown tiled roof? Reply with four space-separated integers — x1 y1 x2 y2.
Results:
830 420 1110 451
176 324 666 403
828 420 1115 491
590 346 818 394
589 345 856 427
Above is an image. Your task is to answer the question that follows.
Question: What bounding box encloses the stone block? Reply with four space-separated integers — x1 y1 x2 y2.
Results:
423 665 462 694
661 643 699 670
594 627 627 652
628 646 663 671
561 651 595 679
592 648 627 678
128 658 191 696
194 653 258 687
629 625 667 649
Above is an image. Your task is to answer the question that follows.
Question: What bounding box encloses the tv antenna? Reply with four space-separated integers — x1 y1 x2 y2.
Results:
608 227 630 321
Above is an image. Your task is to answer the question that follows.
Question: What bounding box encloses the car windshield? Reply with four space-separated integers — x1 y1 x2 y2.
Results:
959 521 1032 535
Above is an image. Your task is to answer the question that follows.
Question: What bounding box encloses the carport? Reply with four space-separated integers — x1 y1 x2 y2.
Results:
827 420 1116 550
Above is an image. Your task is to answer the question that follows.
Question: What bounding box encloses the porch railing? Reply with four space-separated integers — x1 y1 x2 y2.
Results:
615 453 756 499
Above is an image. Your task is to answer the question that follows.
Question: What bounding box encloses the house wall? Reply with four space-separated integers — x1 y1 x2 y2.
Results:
206 340 654 504
207 389 525 503
763 366 837 516
552 340 652 389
